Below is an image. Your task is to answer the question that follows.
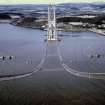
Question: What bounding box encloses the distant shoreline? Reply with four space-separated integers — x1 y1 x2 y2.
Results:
0 19 105 35
0 20 11 23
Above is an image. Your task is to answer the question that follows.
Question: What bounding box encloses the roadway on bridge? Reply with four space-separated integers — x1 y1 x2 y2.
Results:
1 40 105 81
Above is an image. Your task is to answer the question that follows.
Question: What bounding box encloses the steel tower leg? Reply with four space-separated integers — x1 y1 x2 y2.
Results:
47 4 57 41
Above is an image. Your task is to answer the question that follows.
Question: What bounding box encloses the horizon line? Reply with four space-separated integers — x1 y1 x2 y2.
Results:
0 1 105 5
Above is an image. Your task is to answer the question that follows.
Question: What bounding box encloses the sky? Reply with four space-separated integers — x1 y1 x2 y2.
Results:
0 0 104 4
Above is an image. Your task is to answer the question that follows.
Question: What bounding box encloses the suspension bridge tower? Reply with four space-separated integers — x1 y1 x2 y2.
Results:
47 4 57 41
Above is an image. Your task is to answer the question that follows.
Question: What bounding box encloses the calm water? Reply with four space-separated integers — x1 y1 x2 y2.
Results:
0 24 45 75
0 24 105 105
59 31 105 73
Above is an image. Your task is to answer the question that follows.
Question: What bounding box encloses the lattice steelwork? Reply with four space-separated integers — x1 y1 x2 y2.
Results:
47 5 57 41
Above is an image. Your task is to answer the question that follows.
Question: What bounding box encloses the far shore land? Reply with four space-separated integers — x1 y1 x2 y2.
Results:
0 4 105 35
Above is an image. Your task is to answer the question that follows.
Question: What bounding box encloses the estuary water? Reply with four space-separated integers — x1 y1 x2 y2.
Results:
0 23 105 105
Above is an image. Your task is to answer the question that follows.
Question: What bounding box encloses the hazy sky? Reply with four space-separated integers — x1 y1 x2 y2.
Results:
0 0 104 4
